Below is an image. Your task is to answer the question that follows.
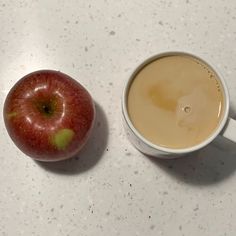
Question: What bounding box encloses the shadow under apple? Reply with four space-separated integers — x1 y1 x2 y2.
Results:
36 102 108 175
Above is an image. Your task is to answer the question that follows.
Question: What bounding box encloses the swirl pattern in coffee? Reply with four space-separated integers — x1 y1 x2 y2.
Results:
128 54 224 149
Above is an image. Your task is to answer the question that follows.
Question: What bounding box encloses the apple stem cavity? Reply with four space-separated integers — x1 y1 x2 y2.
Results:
42 104 52 115
35 101 55 117
52 128 75 151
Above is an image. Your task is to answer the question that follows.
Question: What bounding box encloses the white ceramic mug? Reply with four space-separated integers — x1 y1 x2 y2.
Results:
122 52 236 158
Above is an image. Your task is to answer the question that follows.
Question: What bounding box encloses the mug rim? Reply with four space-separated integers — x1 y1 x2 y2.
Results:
122 51 230 154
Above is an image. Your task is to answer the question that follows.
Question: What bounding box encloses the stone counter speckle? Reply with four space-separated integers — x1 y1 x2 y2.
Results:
1 1 236 236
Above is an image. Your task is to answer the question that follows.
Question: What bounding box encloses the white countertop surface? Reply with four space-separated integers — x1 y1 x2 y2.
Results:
1 1 236 235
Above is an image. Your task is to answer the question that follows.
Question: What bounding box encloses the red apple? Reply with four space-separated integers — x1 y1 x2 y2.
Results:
3 70 95 162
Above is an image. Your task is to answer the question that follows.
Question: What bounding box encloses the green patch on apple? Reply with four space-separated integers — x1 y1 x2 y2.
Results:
7 112 17 119
52 128 75 150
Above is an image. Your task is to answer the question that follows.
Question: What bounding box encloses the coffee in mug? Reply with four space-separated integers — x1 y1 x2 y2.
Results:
127 54 225 149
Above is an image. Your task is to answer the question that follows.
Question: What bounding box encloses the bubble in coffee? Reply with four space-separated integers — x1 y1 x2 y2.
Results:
127 54 225 149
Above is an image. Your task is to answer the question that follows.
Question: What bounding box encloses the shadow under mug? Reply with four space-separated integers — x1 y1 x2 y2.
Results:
122 51 236 158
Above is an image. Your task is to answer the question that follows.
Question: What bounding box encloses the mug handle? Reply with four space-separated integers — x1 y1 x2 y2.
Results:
221 118 236 142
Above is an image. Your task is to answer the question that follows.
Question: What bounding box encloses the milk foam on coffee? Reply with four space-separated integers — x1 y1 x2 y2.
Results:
127 55 224 149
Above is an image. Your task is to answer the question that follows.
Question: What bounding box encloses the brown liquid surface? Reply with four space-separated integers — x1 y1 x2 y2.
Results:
127 55 224 149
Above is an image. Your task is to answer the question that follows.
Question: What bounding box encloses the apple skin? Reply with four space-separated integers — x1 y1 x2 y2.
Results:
3 70 95 162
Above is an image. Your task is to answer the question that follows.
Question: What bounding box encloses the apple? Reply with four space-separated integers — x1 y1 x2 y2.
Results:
3 70 95 162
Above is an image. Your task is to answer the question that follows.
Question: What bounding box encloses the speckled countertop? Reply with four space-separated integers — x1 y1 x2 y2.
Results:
1 1 236 236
